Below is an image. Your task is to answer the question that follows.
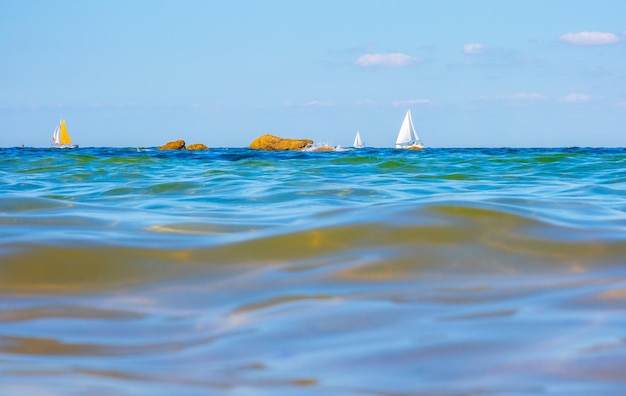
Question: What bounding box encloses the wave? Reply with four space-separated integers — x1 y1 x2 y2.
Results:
2 201 625 296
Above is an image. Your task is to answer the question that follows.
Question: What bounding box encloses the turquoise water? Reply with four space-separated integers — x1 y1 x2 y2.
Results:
1 147 626 395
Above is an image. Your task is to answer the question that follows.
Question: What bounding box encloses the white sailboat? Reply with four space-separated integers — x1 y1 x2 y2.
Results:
353 130 364 148
395 109 423 150
51 119 78 149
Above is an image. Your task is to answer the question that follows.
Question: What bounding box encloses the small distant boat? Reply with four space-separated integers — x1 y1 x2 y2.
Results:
395 109 423 150
51 119 78 149
353 130 364 148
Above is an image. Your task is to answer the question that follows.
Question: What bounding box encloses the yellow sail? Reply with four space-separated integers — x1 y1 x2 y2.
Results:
59 119 73 145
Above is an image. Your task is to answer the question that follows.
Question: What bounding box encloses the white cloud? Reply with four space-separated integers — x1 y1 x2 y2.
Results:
355 53 416 67
559 31 619 45
392 99 433 106
509 93 545 100
303 100 334 107
354 100 379 107
479 93 545 101
463 43 485 54
562 93 591 103
282 100 334 108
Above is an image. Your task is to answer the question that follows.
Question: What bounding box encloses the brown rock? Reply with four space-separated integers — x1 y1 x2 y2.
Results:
312 145 335 152
187 143 209 150
249 134 313 151
158 140 186 150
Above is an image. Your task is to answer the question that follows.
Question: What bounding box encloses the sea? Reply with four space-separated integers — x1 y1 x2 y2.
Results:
1 146 626 395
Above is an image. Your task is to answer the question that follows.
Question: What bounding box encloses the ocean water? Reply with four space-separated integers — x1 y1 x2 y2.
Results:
1 146 626 395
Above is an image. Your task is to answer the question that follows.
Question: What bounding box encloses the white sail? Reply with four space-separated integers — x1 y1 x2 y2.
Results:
395 109 423 149
353 131 364 148
52 124 60 145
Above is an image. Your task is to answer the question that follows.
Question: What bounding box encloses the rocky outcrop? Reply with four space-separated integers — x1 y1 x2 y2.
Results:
157 140 209 150
158 140 186 150
249 134 313 151
187 143 209 151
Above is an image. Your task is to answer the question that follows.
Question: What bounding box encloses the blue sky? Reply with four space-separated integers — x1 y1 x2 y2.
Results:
1 0 625 148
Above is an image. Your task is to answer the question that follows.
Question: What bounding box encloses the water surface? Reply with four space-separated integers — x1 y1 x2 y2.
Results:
1 147 626 395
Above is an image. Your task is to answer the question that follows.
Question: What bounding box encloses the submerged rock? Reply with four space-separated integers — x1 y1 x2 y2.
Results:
187 143 209 151
249 134 313 151
158 140 186 150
